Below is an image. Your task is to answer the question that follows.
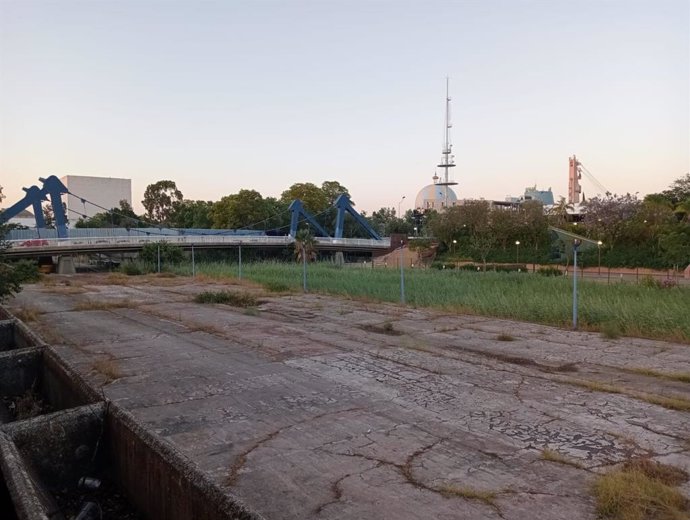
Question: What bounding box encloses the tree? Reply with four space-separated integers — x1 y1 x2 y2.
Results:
142 180 183 224
280 183 329 214
548 197 573 226
294 228 317 262
75 200 142 229
583 193 641 249
320 181 351 206
518 200 549 251
368 207 413 236
658 230 690 269
0 225 24 301
168 200 213 229
210 190 272 229
662 173 690 205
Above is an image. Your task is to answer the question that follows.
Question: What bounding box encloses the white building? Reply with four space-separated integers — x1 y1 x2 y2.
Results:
60 175 132 219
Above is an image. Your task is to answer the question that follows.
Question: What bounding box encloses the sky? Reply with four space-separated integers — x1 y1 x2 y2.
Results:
1 0 688 216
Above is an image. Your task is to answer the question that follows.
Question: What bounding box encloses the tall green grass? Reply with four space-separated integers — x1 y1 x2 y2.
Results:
170 261 690 342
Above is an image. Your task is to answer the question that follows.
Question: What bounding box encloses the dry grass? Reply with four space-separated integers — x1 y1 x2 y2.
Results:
72 300 138 311
105 273 131 285
567 378 690 412
12 306 41 323
540 448 584 469
438 484 498 506
593 459 689 520
496 333 515 341
194 290 258 307
623 367 690 384
12 387 46 420
91 358 123 383
361 322 404 336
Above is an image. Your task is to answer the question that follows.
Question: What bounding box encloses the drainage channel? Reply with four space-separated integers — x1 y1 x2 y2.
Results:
0 309 262 520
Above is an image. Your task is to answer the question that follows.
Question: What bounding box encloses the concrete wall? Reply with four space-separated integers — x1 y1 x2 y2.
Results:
61 175 132 219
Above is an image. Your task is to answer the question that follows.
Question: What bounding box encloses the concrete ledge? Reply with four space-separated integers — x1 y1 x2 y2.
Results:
107 404 264 520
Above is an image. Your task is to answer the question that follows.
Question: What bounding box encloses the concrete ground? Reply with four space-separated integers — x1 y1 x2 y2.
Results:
8 273 690 520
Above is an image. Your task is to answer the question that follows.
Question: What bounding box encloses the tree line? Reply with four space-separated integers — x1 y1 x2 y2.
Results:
72 173 690 269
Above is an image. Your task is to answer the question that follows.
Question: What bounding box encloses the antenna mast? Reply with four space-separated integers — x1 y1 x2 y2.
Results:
435 77 458 208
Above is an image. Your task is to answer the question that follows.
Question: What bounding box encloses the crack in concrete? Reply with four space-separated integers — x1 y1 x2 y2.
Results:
226 407 362 487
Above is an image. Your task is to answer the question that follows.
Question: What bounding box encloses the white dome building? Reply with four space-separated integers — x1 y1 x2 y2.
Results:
415 181 458 211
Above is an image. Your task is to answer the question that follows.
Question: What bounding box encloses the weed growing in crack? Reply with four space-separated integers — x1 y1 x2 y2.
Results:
540 448 584 469
438 484 498 506
593 458 689 520
496 333 515 341
194 291 258 307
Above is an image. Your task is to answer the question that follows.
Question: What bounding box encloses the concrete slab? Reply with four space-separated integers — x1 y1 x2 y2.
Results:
7 274 690 519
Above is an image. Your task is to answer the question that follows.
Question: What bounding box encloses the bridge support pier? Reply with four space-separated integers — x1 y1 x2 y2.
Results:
56 256 76 275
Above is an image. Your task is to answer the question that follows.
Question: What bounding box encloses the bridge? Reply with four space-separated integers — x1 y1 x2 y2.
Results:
3 234 390 258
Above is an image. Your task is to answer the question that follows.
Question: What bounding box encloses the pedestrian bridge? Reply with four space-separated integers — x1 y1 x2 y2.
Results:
3 234 391 258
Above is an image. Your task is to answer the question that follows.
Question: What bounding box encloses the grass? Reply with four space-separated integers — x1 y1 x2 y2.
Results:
593 459 689 520
91 358 123 383
437 484 498 506
540 448 584 469
567 378 690 412
623 368 690 384
600 321 622 340
496 333 515 341
167 261 690 343
13 305 41 322
72 300 138 311
194 290 258 308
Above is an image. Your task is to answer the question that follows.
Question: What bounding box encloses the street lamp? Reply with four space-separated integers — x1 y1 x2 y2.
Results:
452 239 457 255
597 240 603 276
398 196 406 218
515 240 520 263
413 226 418 236
572 239 581 329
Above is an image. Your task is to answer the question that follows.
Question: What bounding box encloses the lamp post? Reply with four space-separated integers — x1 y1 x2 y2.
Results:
413 226 418 237
597 241 603 276
238 242 243 279
398 196 406 218
572 239 581 329
515 240 520 264
399 239 405 304
452 239 457 255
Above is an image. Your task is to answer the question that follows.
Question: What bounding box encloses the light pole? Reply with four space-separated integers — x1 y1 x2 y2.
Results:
452 239 457 255
399 239 405 304
238 242 243 279
572 239 581 329
515 240 520 264
413 226 418 237
597 241 603 276
398 196 406 218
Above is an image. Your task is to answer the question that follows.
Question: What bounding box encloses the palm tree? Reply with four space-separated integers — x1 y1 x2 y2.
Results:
548 197 573 226
294 228 317 262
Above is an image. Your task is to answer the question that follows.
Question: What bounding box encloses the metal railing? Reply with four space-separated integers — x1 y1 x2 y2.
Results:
6 235 391 253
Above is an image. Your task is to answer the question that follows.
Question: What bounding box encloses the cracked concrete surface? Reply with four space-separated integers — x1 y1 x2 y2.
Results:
8 274 690 519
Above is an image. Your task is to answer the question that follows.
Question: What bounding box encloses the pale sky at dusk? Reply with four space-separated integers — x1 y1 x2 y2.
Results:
1 0 688 215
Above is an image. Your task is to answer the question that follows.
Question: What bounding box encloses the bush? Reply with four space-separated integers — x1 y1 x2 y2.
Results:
10 260 40 283
537 267 562 277
140 242 184 265
120 262 148 276
194 290 258 307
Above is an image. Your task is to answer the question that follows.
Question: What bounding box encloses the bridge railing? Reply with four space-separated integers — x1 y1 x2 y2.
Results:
7 235 391 252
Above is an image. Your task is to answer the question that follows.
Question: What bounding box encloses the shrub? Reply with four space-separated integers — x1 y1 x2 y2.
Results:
194 291 258 307
120 262 147 276
140 242 184 265
537 267 562 277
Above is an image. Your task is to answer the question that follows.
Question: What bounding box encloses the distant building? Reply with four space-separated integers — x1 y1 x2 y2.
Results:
504 186 554 206
523 186 554 205
415 182 459 211
4 208 35 228
60 175 132 220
